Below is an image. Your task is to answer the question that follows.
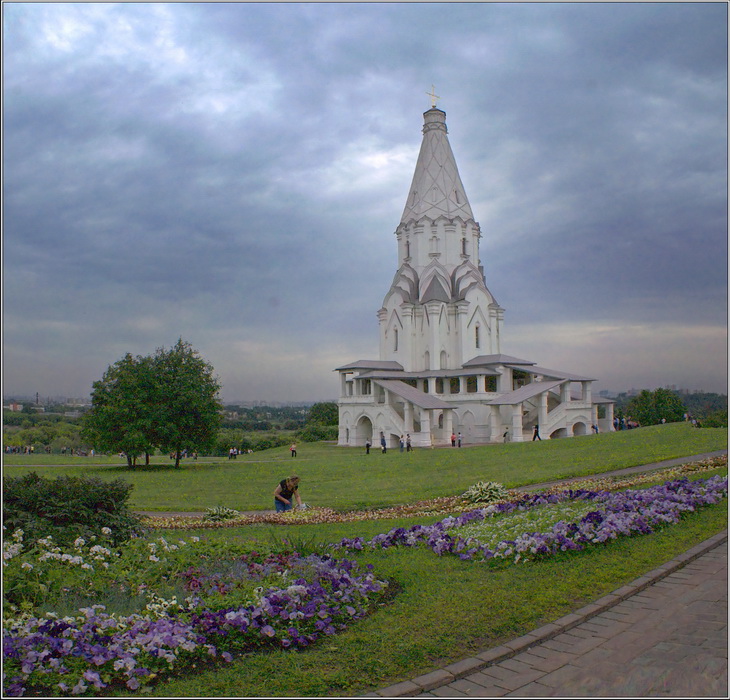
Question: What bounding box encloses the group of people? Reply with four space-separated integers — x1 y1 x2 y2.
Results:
450 432 462 447
365 434 413 454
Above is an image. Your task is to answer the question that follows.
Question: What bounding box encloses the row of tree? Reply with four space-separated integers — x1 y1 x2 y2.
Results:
82 340 222 467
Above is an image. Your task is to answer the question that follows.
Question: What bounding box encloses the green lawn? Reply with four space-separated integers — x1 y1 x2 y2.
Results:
3 423 726 512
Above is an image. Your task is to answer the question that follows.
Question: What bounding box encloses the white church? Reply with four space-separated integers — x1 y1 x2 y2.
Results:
336 101 614 448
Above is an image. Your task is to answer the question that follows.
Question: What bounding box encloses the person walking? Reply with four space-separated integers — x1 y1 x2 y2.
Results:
273 475 302 512
365 438 371 454
532 424 541 441
457 432 462 448
399 435 405 452
406 434 412 452
290 444 297 458
380 434 387 454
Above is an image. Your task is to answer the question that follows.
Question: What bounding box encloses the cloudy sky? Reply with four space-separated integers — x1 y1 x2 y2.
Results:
3 2 727 403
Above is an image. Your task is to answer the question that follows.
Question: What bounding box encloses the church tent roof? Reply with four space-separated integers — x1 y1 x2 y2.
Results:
486 380 564 406
373 379 452 410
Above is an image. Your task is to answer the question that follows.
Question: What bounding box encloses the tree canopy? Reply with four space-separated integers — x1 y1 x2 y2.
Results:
625 388 686 427
83 340 222 467
306 402 339 426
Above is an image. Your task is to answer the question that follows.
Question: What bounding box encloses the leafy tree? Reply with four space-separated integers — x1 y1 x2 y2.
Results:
305 401 339 426
82 353 156 467
146 339 223 468
625 388 686 427
83 340 222 468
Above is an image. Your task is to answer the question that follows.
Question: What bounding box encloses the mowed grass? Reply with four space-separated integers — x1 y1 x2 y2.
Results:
3 422 726 512
136 488 728 697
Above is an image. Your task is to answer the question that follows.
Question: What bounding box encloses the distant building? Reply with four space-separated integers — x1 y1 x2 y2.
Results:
336 103 614 447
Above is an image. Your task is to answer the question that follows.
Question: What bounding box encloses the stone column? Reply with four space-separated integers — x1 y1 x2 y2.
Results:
404 402 414 433
511 404 524 442
538 392 548 430
489 406 501 442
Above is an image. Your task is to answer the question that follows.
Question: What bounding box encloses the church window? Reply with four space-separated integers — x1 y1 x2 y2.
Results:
475 325 481 349
485 376 497 392
435 377 444 393
393 328 398 352
461 237 467 256
466 376 477 393
450 377 460 394
440 350 447 369
405 240 410 259
438 412 444 428
361 379 371 395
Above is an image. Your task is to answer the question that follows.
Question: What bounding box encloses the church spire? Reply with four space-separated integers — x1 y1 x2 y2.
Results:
400 106 474 224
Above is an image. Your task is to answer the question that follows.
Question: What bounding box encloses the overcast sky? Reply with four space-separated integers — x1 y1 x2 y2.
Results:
3 2 728 403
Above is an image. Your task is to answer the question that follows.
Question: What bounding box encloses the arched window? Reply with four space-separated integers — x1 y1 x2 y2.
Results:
393 328 398 352
461 237 467 255
440 350 447 369
475 325 481 349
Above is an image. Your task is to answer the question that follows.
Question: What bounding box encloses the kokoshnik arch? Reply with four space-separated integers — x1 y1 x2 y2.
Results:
336 101 615 448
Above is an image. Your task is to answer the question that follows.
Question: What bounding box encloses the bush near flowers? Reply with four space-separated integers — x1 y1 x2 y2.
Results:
3 530 388 697
333 475 728 563
142 456 727 530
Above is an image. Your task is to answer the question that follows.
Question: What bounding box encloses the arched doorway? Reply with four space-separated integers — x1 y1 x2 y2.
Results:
572 422 588 436
354 415 373 447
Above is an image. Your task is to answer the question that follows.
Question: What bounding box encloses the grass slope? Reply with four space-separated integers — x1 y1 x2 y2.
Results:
3 423 726 512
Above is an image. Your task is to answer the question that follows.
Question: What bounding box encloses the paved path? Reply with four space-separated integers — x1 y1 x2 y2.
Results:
371 534 727 698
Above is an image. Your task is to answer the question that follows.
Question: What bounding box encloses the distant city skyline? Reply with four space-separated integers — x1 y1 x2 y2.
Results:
4 3 727 401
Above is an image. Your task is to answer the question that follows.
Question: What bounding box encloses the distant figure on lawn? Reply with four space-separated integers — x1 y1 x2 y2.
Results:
380 434 387 454
274 475 301 512
451 432 456 447
457 432 462 448
365 438 371 454
532 425 541 441
290 444 297 458
406 434 412 452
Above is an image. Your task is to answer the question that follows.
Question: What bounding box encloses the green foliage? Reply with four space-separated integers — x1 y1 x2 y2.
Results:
148 339 223 467
701 409 728 428
2 471 145 547
203 505 242 522
82 339 223 467
296 424 339 442
626 388 686 426
305 401 339 426
461 480 510 504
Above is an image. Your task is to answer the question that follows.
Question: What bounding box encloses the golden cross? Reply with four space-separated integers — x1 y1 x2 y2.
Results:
426 84 440 108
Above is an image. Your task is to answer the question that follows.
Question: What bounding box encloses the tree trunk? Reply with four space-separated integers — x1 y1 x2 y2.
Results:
175 449 181 468
127 455 133 468
145 451 150 465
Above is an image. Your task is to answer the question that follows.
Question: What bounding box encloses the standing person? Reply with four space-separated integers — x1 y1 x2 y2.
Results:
503 428 509 443
451 432 456 447
457 432 462 448
406 434 412 452
399 435 405 452
274 475 301 512
380 434 387 454
290 444 297 458
365 438 371 454
532 424 541 441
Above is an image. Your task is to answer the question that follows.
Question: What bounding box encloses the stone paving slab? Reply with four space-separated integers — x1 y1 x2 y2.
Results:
373 531 727 698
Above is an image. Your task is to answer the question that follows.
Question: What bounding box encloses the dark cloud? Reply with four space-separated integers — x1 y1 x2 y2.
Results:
3 2 727 400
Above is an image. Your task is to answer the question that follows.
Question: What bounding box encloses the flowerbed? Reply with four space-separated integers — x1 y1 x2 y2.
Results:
140 456 727 529
333 475 728 563
3 538 388 697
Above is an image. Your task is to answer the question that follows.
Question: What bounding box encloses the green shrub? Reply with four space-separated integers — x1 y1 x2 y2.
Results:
461 480 510 504
702 410 728 428
296 425 338 442
203 505 241 522
2 471 145 547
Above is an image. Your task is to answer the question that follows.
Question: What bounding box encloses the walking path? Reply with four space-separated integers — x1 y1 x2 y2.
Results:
370 533 727 698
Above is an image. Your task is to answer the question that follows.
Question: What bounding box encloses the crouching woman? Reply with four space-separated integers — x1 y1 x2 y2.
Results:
274 475 302 512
